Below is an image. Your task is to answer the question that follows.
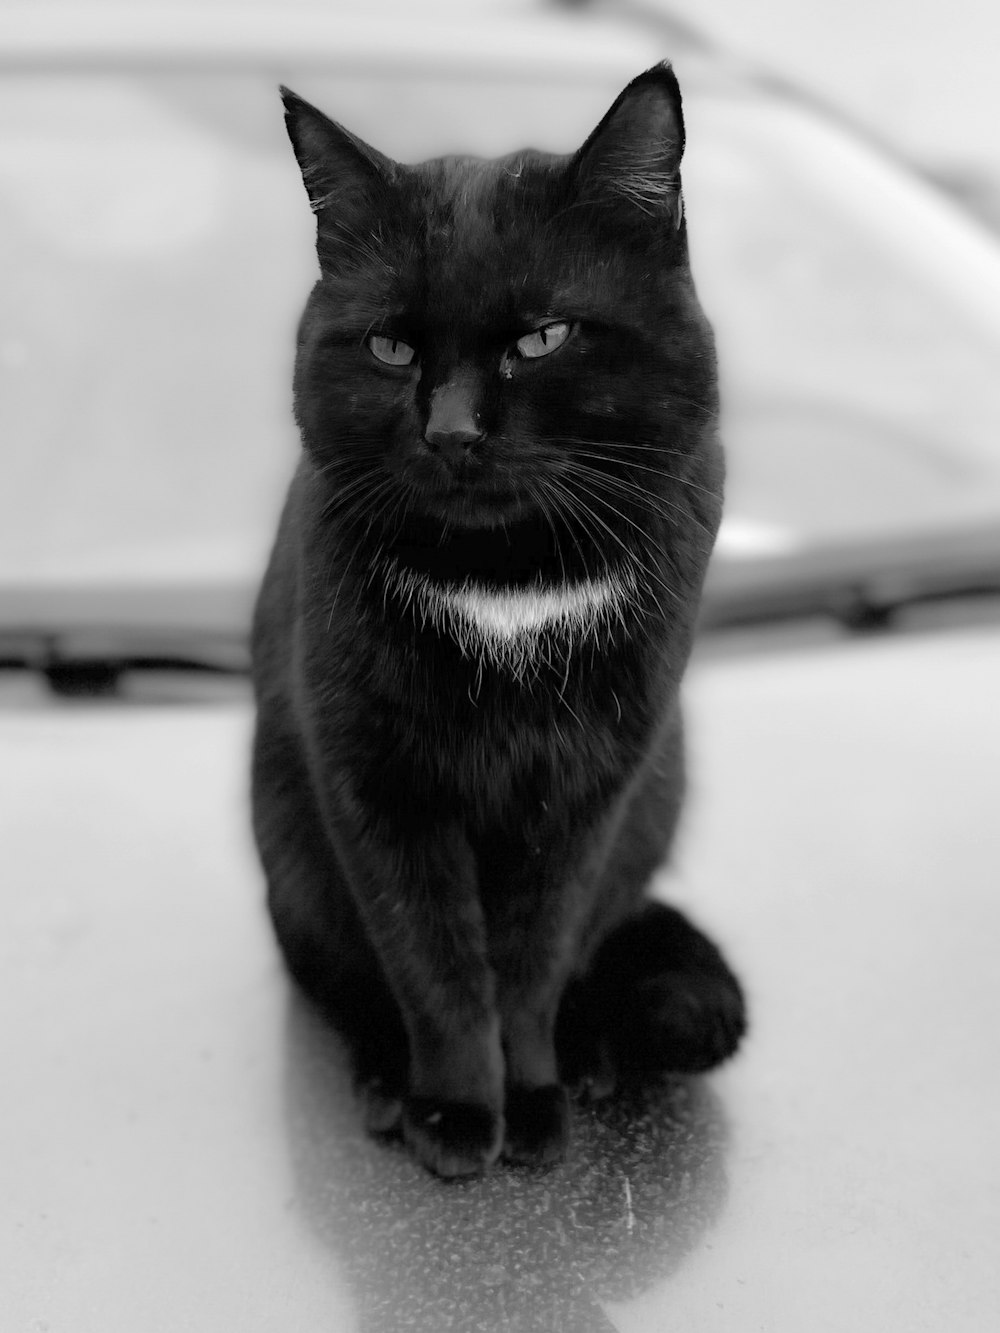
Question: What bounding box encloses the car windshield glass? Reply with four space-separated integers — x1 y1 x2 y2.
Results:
689 92 1000 550
2 54 1000 639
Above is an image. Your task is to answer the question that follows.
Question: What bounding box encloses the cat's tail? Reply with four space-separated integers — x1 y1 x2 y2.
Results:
558 901 747 1094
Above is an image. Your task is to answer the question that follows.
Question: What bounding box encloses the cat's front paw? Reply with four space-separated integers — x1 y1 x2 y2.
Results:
402 1097 504 1178
502 1084 571 1167
362 1078 404 1134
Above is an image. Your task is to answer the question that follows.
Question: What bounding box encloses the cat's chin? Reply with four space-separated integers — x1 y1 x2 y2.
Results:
416 490 538 531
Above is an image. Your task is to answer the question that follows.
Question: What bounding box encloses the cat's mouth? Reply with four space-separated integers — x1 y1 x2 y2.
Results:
436 491 536 529
399 449 538 530
409 478 538 530
389 510 578 587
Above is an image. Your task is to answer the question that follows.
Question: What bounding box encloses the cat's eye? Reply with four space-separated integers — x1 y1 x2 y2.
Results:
368 334 416 366
515 321 571 360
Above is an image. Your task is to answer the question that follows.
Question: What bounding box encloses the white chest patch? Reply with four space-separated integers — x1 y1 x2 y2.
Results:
382 560 638 676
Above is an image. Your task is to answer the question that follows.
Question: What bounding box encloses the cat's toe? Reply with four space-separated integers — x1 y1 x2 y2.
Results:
402 1098 504 1178
575 1055 617 1103
556 1002 617 1102
362 1079 403 1135
562 1037 617 1103
625 973 747 1074
503 1084 571 1167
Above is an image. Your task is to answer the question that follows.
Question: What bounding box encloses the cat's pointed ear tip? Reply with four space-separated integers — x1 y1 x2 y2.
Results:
634 61 681 96
279 86 326 126
279 87 326 149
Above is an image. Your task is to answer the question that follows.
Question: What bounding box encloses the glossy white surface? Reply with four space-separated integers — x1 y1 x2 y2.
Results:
3 624 999 1330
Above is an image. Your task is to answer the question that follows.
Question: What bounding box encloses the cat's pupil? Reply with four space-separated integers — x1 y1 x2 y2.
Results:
515 321 570 360
369 333 416 366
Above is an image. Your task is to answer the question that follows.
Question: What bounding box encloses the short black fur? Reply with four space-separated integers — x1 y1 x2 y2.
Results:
251 65 745 1177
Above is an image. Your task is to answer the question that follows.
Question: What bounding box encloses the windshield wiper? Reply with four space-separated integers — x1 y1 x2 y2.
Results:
0 629 249 697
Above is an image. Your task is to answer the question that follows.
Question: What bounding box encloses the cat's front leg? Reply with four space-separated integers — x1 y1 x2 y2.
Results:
403 1008 505 1178
322 798 505 1177
500 1002 572 1168
485 840 597 1168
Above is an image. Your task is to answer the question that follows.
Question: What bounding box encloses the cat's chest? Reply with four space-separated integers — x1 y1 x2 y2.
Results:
383 561 638 678
441 696 627 831
404 635 647 827
327 563 661 814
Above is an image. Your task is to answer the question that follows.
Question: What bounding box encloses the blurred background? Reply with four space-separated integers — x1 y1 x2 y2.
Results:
666 0 1000 230
2 0 1000 676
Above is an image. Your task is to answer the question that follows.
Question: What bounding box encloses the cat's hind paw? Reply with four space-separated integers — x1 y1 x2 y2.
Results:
502 1084 571 1168
402 1098 504 1178
617 970 747 1075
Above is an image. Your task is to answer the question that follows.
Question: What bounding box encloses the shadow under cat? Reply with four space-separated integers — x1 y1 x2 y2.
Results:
282 993 730 1333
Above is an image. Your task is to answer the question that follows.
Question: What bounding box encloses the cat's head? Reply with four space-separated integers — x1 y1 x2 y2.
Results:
282 65 720 586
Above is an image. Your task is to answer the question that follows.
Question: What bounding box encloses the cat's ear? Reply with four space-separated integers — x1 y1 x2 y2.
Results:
568 63 685 228
280 87 395 267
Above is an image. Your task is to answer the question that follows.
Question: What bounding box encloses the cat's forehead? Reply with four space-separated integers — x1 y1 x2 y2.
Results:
392 149 571 323
416 146 561 195
412 150 558 244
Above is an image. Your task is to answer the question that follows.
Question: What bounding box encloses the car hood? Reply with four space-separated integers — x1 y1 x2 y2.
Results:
3 622 998 1330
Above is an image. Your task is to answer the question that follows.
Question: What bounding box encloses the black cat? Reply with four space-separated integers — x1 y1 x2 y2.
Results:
251 63 745 1178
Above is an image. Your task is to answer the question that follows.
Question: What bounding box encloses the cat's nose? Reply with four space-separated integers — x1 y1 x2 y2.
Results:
423 376 485 464
423 426 485 466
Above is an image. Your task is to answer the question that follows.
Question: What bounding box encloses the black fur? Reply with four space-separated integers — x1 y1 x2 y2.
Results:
251 64 745 1177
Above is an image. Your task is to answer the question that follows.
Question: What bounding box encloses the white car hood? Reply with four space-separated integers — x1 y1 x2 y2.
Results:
3 624 998 1331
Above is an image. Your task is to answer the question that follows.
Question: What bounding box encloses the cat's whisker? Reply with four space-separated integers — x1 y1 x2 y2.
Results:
572 468 702 545
554 444 714 517
553 435 705 459
359 479 404 547
542 476 646 597
569 461 714 538
526 478 571 587
532 475 600 583
384 486 414 541
316 448 384 473
322 479 393 531
316 470 388 520
325 480 406 626
558 475 682 605
324 544 360 632
317 475 401 624
565 448 721 507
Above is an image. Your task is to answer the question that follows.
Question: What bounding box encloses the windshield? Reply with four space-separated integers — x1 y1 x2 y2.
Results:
693 95 1000 542
3 38 1000 646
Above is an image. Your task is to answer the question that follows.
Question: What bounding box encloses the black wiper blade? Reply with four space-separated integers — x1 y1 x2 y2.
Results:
0 628 251 697
40 655 248 698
